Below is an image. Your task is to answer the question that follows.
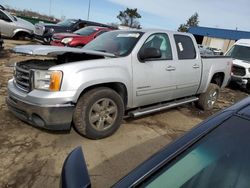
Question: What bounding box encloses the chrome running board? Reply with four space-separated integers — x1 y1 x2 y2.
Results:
128 97 199 118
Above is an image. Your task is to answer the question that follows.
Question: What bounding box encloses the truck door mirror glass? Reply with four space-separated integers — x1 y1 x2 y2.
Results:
139 47 162 61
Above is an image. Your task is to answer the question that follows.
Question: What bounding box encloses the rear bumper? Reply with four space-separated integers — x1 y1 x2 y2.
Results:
7 80 75 131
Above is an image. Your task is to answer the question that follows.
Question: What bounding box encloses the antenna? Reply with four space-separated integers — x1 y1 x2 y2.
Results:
87 0 91 20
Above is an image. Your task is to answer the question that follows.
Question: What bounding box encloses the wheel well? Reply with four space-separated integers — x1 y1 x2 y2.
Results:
211 72 225 87
79 83 128 106
14 31 30 38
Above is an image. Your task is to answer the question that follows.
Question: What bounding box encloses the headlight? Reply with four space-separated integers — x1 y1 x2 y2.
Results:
49 28 55 33
61 37 73 44
34 70 63 91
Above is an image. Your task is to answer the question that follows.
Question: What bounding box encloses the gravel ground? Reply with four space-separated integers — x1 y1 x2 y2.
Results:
0 39 248 188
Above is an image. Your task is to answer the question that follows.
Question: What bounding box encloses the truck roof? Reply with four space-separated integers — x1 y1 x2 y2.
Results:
235 39 250 47
117 28 194 37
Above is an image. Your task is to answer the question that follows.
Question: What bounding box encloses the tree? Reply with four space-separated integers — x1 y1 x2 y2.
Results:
117 8 141 29
178 12 199 32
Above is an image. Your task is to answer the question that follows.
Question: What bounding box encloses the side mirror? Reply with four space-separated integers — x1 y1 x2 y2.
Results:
139 47 162 61
61 147 91 188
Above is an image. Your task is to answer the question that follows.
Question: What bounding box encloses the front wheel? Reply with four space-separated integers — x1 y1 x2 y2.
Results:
246 81 250 94
73 87 124 139
196 83 220 111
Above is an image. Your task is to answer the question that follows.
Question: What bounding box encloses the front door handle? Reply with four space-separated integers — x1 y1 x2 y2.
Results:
166 66 176 71
192 64 200 69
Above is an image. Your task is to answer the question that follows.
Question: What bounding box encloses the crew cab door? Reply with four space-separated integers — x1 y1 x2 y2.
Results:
172 34 202 98
132 33 176 107
0 10 14 37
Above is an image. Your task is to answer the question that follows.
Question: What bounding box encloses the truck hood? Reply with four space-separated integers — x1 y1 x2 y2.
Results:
13 45 116 57
15 17 35 31
233 59 250 69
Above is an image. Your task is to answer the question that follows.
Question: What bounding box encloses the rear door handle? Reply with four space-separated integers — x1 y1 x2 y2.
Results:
192 64 200 69
166 66 176 71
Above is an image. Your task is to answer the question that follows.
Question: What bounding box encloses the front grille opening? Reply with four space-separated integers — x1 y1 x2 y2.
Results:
14 65 31 92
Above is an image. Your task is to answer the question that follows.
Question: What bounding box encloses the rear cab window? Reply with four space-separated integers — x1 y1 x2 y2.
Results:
174 34 196 60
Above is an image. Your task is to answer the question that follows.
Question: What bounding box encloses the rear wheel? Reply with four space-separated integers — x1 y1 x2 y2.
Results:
73 87 124 139
197 83 220 111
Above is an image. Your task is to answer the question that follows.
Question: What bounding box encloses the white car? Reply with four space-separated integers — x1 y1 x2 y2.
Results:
226 39 250 92
198 44 214 56
0 9 34 39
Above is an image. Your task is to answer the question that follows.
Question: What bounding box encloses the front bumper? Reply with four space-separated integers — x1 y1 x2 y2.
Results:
51 41 65 46
7 80 75 131
34 34 52 43
231 75 250 87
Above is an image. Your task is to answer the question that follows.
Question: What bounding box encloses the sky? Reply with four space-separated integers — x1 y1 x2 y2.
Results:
1 0 250 31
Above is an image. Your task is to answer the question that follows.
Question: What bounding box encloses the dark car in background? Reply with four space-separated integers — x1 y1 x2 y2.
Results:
34 19 114 44
61 97 250 188
51 26 113 48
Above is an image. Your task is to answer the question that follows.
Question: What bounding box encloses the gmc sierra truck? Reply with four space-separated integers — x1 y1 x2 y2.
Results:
6 29 232 139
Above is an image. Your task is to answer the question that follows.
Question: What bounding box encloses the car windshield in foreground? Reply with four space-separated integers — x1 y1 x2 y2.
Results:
84 31 144 56
141 116 250 188
57 19 77 27
74 27 97 36
226 45 250 62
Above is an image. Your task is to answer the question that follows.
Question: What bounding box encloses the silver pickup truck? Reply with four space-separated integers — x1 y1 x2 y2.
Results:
6 29 232 139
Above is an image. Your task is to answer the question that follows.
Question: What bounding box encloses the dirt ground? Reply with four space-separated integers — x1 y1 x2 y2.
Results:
0 39 248 188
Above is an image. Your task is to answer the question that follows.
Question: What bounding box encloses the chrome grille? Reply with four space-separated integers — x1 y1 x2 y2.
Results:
232 65 246 76
34 24 45 36
14 65 30 92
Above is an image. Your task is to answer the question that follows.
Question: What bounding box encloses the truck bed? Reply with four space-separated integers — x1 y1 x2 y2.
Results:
197 56 232 94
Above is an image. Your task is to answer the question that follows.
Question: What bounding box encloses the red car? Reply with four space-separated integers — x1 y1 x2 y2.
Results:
50 26 113 48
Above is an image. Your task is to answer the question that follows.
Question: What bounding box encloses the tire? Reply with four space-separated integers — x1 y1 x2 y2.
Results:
246 82 250 94
43 37 51 44
197 83 220 111
14 32 30 40
73 87 125 139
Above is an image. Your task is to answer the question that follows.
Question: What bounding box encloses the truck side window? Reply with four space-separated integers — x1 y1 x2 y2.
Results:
174 35 196 60
141 33 172 60
0 11 11 22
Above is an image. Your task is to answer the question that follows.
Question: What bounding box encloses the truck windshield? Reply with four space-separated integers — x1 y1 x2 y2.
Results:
57 19 77 27
74 27 97 36
84 31 144 56
226 45 250 62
